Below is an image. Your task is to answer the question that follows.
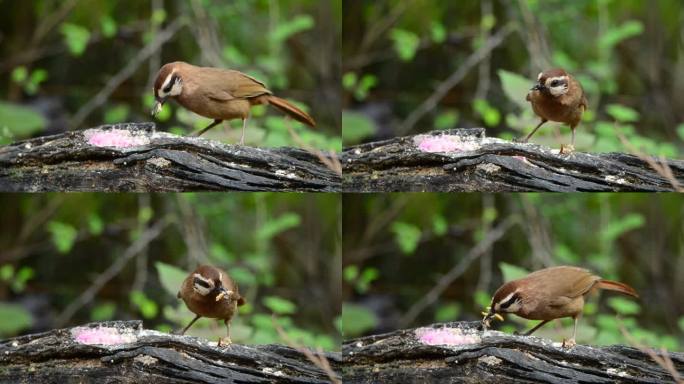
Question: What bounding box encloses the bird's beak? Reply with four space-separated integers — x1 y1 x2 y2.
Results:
481 307 504 329
531 84 545 92
151 97 165 116
214 286 232 302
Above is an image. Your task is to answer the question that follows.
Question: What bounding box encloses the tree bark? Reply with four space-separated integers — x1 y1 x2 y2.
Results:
0 123 340 192
342 128 684 192
342 321 684 383
0 320 341 384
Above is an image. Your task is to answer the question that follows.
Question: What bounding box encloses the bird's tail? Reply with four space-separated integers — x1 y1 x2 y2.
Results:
596 279 639 298
265 95 316 127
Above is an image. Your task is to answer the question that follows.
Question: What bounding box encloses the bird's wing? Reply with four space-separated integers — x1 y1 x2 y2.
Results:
202 69 272 101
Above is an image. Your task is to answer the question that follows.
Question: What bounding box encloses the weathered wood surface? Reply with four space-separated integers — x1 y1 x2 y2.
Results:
0 320 341 384
343 321 684 383
0 123 340 192
341 128 684 192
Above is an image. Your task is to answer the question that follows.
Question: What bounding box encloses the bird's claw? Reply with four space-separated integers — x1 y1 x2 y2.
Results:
559 144 575 155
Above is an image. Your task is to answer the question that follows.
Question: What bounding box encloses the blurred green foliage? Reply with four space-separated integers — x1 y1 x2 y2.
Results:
343 194 684 351
0 194 340 351
0 0 340 150
343 0 684 157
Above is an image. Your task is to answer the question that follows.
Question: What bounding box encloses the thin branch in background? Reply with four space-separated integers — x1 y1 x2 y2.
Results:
515 0 552 72
474 0 493 101
132 195 151 293
31 0 79 45
175 195 209 269
476 194 495 292
518 195 554 268
617 319 683 383
615 125 683 192
70 17 187 129
272 315 341 384
286 122 342 176
55 218 171 327
146 0 163 90
189 0 225 67
399 217 517 328
398 24 515 135
358 0 414 56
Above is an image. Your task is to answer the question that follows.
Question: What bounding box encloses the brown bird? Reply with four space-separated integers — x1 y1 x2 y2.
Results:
482 266 638 347
522 68 588 154
151 61 315 145
177 265 246 345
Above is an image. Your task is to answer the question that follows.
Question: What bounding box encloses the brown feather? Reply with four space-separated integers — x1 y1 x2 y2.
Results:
595 279 639 298
264 95 316 127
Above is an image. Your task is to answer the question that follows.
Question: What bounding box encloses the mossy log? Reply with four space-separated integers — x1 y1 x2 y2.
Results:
342 128 684 192
0 320 341 383
0 123 340 192
342 321 684 383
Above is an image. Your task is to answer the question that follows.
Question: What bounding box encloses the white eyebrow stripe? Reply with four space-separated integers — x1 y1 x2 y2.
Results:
546 76 568 85
499 292 517 305
537 72 543 81
160 72 176 91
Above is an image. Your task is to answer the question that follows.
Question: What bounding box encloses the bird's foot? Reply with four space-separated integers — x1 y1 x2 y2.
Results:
217 337 232 347
559 144 575 155
561 338 576 348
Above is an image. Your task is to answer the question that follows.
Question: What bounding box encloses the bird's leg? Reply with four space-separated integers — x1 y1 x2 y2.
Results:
517 119 547 143
522 319 551 336
192 119 222 137
177 314 201 335
562 316 579 348
240 113 250 146
218 319 232 347
560 126 577 154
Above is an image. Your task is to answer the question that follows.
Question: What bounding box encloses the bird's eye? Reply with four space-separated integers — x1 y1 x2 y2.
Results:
193 278 210 289
163 75 176 93
550 80 560 87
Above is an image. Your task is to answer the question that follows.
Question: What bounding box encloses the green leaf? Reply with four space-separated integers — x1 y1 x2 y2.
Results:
434 110 458 130
481 15 496 31
222 45 248 66
343 265 359 282
60 23 90 56
499 262 529 282
130 291 158 319
430 22 446 43
47 221 78 254
87 214 104 235
262 296 296 315
676 124 684 142
101 16 117 38
104 104 130 124
155 262 187 298
91 302 116 321
435 303 461 322
255 213 301 242
498 69 531 109
0 101 46 138
272 15 314 43
0 265 13 281
474 290 491 309
11 66 27 83
600 213 644 242
0 303 32 336
607 297 640 315
390 222 422 255
151 9 167 25
389 28 420 61
598 20 644 50
342 110 375 144
342 303 377 337
605 104 639 123
432 214 448 236
342 72 357 90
